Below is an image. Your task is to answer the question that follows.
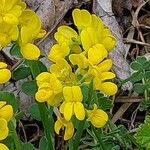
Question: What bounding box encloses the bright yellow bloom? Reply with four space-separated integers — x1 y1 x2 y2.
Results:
54 26 79 45
0 143 9 150
0 23 19 48
50 59 76 82
69 53 89 69
0 118 8 140
0 62 11 84
0 0 26 25
48 43 70 62
87 104 108 128
19 9 46 60
0 101 13 140
93 72 118 96
54 116 74 140
72 9 92 30
60 86 85 121
35 72 63 106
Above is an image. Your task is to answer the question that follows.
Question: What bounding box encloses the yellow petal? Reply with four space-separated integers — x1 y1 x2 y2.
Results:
69 54 88 69
74 102 85 120
90 109 108 128
0 62 7 69
0 33 11 48
37 29 46 38
0 118 8 140
0 105 13 122
36 72 50 86
0 143 9 150
100 82 118 96
88 44 108 65
99 72 116 81
97 59 112 72
80 28 93 51
48 43 70 62
63 86 72 102
64 122 74 140
72 9 92 29
21 43 40 60
3 13 18 25
0 69 11 84
9 25 19 41
54 117 63 134
35 90 53 103
57 26 78 41
64 102 74 121
50 59 71 79
102 36 116 51
72 86 83 102
47 93 62 107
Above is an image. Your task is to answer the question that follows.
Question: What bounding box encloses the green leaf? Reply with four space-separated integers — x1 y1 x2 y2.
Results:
22 143 35 150
130 62 143 71
26 60 47 77
0 91 19 112
15 111 25 122
136 56 147 64
39 136 48 150
12 66 31 80
21 80 38 96
135 116 150 149
28 103 41 121
145 71 150 79
10 42 22 58
133 83 146 94
97 93 113 110
130 72 144 82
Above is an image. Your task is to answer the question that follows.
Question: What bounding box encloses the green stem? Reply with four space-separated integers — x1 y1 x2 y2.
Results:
93 127 106 150
9 121 21 150
27 60 54 150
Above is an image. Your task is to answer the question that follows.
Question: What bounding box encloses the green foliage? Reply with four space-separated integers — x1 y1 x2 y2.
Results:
10 42 22 58
39 136 48 150
135 115 150 149
22 143 35 150
21 80 38 96
12 66 31 80
123 56 150 111
0 91 19 113
28 103 41 121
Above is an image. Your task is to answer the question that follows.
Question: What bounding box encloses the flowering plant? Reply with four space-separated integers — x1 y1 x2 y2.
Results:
0 1 123 149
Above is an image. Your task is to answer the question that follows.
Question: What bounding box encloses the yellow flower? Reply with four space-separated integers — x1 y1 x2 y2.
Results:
79 13 116 52
0 0 26 25
72 9 92 30
35 72 63 106
54 26 79 45
19 9 46 60
60 86 85 121
69 53 89 69
54 116 74 140
87 104 108 128
50 59 76 82
0 101 13 140
0 23 19 48
48 43 70 63
93 72 118 96
0 62 11 84
0 143 9 150
0 118 9 141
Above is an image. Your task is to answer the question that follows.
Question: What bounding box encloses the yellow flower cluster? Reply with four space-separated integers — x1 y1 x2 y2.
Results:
0 101 13 150
35 9 118 140
0 0 46 60
0 62 11 84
